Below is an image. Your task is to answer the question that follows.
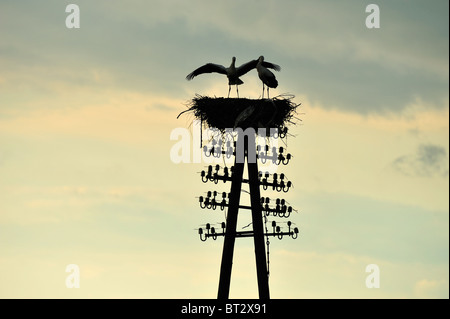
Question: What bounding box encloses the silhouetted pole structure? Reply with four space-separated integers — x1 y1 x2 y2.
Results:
217 149 243 299
248 153 270 299
217 135 269 299
193 96 300 299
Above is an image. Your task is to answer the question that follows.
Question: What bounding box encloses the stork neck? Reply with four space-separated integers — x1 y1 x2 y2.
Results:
256 60 263 70
229 60 236 72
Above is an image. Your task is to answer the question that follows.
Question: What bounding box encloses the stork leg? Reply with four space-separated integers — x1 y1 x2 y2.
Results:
228 85 231 98
236 85 239 98
267 87 270 99
262 84 265 99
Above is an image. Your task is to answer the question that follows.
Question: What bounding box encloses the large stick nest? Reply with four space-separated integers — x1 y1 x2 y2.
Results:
177 94 300 134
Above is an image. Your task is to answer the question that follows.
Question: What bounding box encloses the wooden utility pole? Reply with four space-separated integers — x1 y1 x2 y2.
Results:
197 127 298 299
217 134 269 299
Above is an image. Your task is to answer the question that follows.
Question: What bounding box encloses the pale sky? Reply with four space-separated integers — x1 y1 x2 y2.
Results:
0 0 448 298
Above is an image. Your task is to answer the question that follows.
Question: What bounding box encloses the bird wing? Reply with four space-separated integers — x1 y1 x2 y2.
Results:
236 59 281 77
235 60 258 77
186 63 227 80
263 70 278 88
262 61 281 71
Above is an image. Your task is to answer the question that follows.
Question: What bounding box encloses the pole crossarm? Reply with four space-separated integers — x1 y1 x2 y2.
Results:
201 230 299 240
199 197 294 218
200 165 292 192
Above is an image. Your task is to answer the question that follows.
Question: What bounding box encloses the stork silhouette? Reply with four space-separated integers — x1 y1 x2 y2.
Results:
186 56 280 98
256 56 278 99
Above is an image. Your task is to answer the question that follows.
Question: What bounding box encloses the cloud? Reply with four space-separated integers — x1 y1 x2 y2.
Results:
171 0 449 113
414 279 449 299
392 144 449 178
1 0 448 116
151 103 176 112
269 249 449 298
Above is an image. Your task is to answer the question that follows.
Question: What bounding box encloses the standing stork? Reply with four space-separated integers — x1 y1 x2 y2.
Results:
256 56 279 99
186 56 280 98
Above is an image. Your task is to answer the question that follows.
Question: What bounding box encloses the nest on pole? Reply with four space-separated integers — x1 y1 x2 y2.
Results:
177 94 300 135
